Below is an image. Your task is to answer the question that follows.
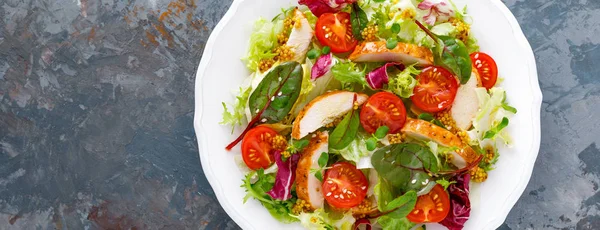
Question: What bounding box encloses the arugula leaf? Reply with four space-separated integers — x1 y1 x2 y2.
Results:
371 143 439 193
483 117 509 139
415 20 472 84
249 61 303 123
350 3 368 40
329 110 361 150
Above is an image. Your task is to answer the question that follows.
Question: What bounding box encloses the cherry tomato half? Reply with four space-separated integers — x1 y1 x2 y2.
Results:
470 52 498 89
411 66 459 113
322 162 369 209
360 91 407 134
407 184 451 223
315 12 358 53
241 126 277 170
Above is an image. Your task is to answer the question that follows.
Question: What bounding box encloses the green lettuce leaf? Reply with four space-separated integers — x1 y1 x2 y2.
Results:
331 62 369 90
295 208 355 230
386 64 420 98
220 86 252 132
242 18 283 71
468 87 516 147
242 170 298 223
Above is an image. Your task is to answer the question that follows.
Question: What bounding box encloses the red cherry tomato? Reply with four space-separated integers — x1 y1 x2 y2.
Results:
322 162 369 209
241 126 277 170
315 12 358 53
411 66 459 113
407 184 451 223
359 92 407 134
470 52 498 89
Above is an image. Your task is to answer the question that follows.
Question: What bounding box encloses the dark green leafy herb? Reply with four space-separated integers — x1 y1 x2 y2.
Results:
307 48 320 59
329 110 361 150
249 61 303 123
374 126 390 139
386 37 398 49
318 152 329 168
322 46 331 54
483 117 509 139
436 178 456 190
374 179 417 228
391 23 401 33
418 113 446 129
287 139 310 154
366 138 377 151
315 171 323 182
371 143 439 193
415 20 472 84
350 3 368 40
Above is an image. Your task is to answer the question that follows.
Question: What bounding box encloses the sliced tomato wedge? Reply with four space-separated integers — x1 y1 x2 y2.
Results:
315 12 358 53
322 162 368 209
241 126 277 170
360 91 407 134
407 184 451 223
411 66 459 113
470 52 498 89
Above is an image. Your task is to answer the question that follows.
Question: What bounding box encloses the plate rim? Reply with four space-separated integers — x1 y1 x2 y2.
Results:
193 0 543 229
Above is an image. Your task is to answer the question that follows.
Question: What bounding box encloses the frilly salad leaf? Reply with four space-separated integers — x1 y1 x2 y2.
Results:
386 64 420 98
242 169 298 223
331 134 374 165
242 18 283 71
220 86 252 132
331 61 368 90
295 208 355 230
365 63 405 89
266 151 301 200
468 87 516 147
249 61 304 123
439 174 471 230
299 0 358 17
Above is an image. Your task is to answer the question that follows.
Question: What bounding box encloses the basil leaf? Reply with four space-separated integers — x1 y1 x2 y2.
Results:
374 125 389 139
249 62 303 123
435 36 472 84
483 117 509 139
318 152 329 168
371 143 439 193
329 110 360 150
350 3 368 40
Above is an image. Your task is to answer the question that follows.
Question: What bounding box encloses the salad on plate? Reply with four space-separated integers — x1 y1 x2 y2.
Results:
220 0 516 229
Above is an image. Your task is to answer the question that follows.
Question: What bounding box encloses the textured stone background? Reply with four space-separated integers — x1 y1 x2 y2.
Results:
0 0 598 229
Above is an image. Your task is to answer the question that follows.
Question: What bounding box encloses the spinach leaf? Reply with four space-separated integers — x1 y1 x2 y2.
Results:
415 20 472 84
350 3 368 40
436 35 472 84
249 61 303 123
371 143 439 193
329 110 360 150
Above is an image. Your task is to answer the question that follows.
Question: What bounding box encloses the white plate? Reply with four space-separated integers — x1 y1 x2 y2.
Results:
193 0 542 229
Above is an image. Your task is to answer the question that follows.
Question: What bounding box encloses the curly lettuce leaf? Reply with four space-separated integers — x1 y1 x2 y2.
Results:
220 86 252 132
387 64 420 98
331 61 368 90
242 18 283 71
241 169 298 223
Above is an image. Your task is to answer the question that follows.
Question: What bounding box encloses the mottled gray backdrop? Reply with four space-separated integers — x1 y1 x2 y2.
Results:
0 0 598 229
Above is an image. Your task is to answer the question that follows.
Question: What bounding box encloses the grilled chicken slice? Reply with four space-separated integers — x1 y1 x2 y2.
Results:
286 8 314 63
292 91 368 139
296 131 329 211
450 71 484 130
348 41 433 65
401 118 478 169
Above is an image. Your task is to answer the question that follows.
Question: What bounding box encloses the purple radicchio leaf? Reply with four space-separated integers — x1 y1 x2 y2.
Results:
440 173 471 230
298 0 357 17
266 151 301 200
365 63 405 89
311 53 333 80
